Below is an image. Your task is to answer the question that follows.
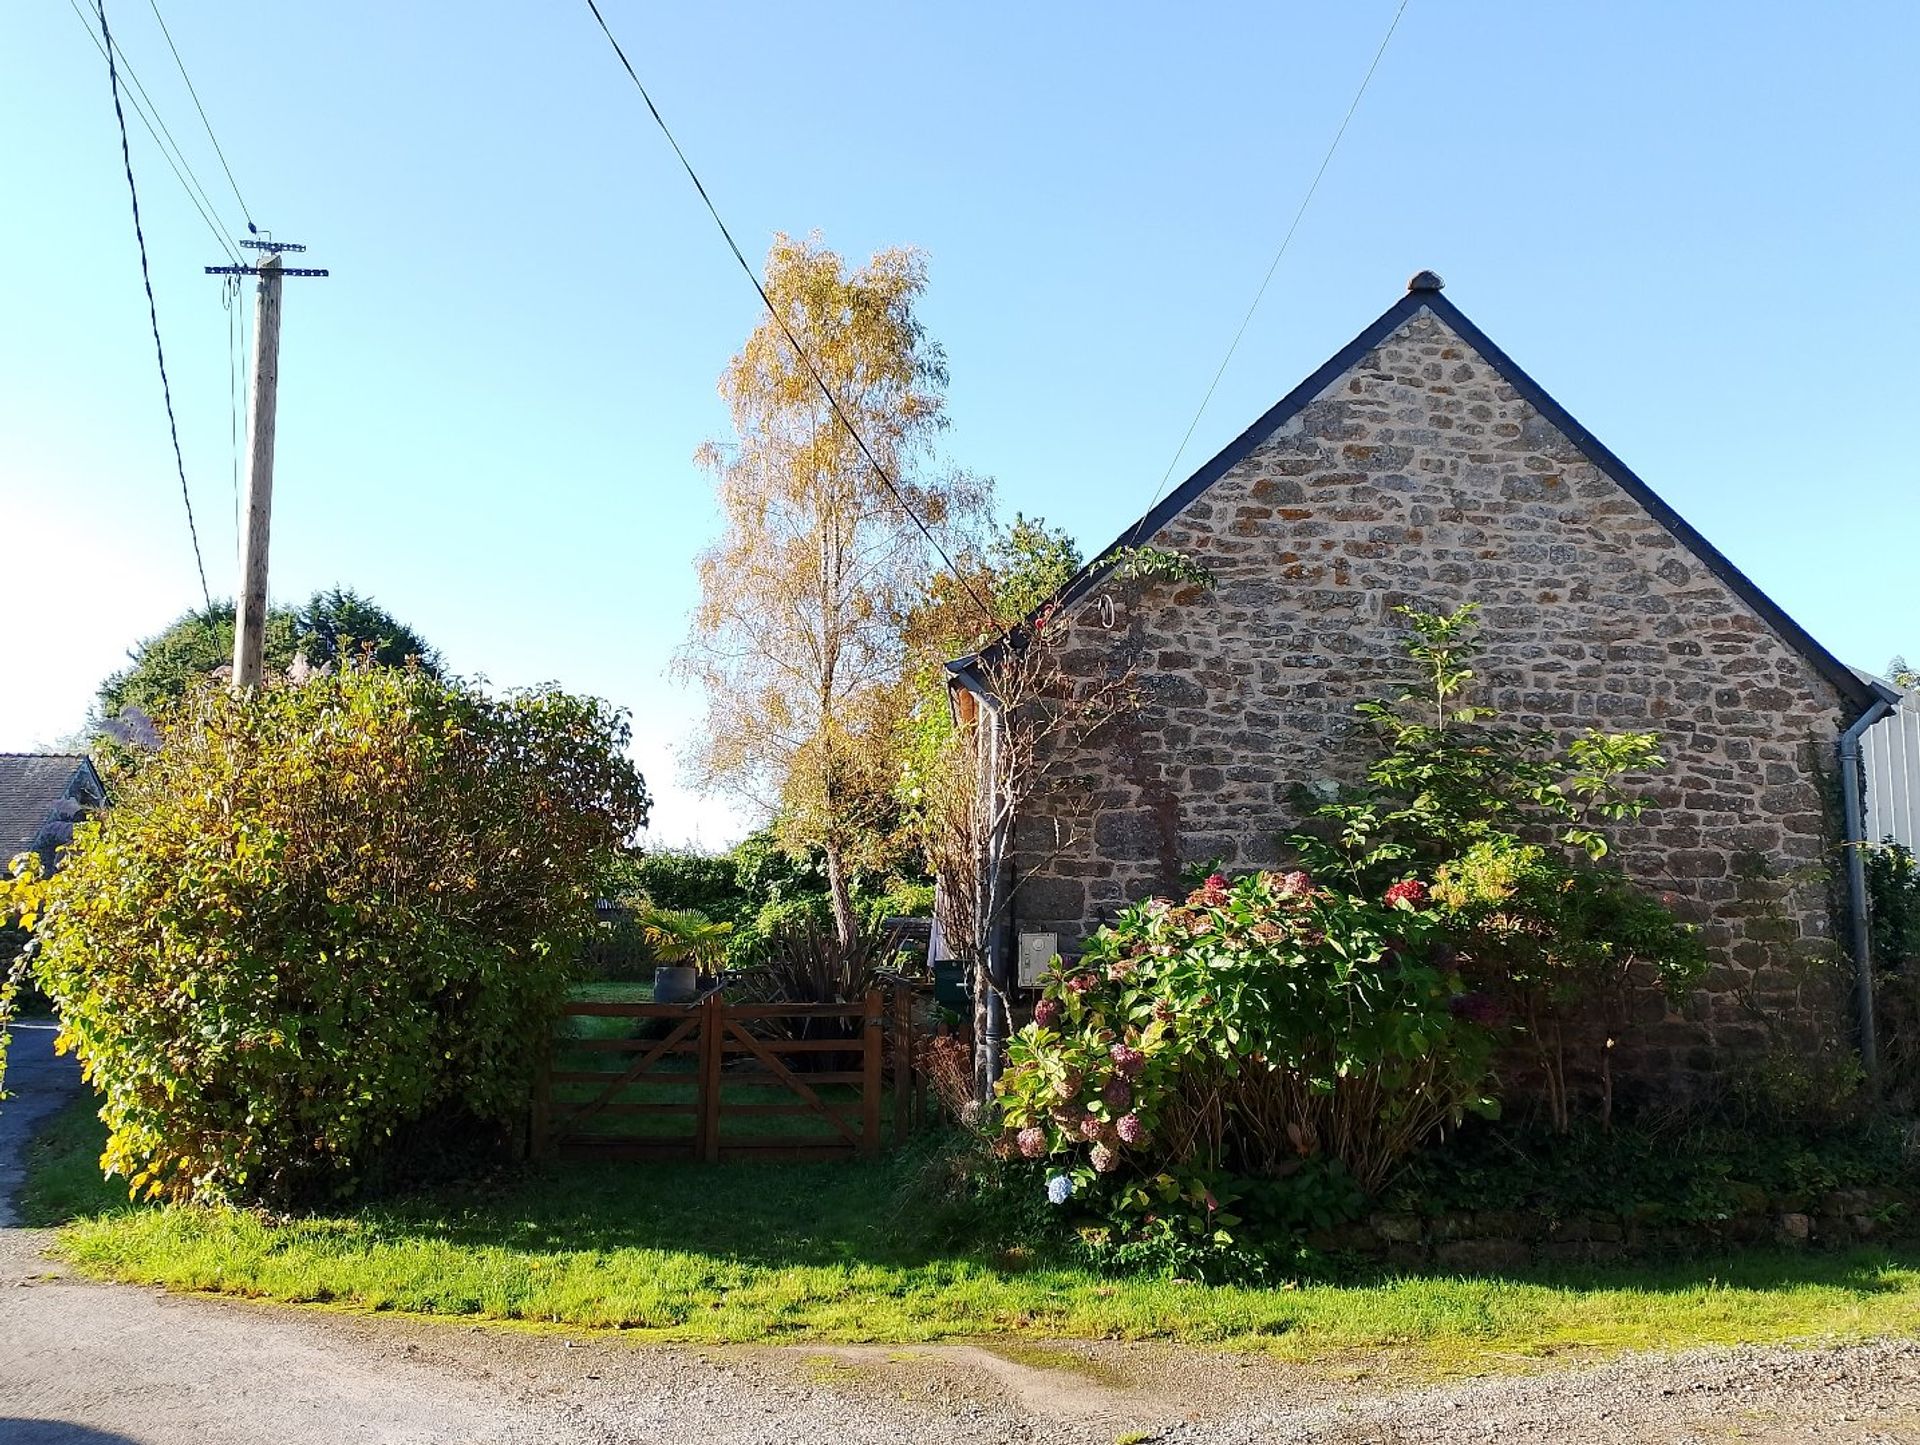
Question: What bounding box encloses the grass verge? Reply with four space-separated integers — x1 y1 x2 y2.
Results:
26 1097 1920 1365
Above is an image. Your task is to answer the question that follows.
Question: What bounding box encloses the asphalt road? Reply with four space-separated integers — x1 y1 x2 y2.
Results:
2 1023 1916 1444
0 1020 79 1227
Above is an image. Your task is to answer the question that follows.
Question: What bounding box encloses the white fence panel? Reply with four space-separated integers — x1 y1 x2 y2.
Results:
1863 700 1920 852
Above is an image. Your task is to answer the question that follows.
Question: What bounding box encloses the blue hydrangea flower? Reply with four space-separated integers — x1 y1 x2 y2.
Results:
1045 1173 1074 1206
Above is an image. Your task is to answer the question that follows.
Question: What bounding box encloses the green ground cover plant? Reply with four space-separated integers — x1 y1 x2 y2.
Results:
1397 1116 1920 1227
21 1100 1920 1365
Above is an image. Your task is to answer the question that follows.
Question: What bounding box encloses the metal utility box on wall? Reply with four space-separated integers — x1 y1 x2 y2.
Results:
1016 931 1058 989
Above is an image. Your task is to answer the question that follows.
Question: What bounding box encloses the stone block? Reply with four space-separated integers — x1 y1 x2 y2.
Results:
1473 1209 1547 1242
1373 1212 1424 1244
1434 1238 1533 1274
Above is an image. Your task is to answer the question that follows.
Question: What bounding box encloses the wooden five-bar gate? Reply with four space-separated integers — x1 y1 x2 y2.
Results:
533 986 925 1162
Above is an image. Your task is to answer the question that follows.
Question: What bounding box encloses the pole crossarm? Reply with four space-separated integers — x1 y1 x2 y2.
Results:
205 265 328 277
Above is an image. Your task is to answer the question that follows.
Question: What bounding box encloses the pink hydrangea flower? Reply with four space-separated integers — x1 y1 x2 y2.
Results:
1066 973 1096 996
1081 1113 1108 1144
1205 873 1229 891
1110 1043 1146 1077
1016 1126 1048 1159
1090 1143 1118 1174
1033 998 1062 1029
1276 870 1313 897
1102 1076 1132 1110
1115 1113 1147 1145
1384 878 1429 909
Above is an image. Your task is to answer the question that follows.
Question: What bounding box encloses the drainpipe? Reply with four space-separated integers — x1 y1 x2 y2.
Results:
1839 687 1898 1081
948 660 1012 1094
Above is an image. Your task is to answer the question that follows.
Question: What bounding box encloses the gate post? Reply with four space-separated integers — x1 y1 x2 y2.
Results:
862 988 883 1157
892 985 913 1145
698 991 724 1163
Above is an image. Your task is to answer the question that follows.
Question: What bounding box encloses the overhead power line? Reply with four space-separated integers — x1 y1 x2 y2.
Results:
93 0 213 609
145 0 256 231
64 0 240 263
1129 0 1413 544
580 0 999 625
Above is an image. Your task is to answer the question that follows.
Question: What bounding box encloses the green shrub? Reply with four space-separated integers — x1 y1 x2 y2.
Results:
622 848 746 921
996 867 1500 1258
5 667 649 1206
1868 840 1920 970
1291 604 1705 1130
1432 835 1706 1129
1868 840 1920 1108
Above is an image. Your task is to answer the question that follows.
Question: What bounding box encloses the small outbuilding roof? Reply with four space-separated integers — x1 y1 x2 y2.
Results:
0 754 100 862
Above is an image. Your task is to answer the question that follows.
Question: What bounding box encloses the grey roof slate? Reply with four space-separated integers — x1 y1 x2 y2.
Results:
0 754 93 861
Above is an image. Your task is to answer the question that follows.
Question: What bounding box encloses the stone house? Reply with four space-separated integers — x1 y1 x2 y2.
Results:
0 753 105 872
948 273 1898 1087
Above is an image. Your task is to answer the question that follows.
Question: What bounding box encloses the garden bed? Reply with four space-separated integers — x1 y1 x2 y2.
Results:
1316 1189 1918 1273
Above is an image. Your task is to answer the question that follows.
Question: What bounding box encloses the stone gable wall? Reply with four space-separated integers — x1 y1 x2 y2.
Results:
1012 305 1857 1091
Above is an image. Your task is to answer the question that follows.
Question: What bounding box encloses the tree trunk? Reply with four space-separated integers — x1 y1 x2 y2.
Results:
824 842 857 949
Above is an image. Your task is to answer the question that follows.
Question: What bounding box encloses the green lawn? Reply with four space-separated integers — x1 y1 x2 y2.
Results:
565 980 656 1006
22 1097 1920 1367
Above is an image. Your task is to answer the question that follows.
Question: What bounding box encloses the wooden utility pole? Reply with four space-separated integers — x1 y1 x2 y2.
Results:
233 252 281 689
206 239 328 690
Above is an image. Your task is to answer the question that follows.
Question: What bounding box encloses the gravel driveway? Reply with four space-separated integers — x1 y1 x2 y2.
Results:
3 1024 1916 1444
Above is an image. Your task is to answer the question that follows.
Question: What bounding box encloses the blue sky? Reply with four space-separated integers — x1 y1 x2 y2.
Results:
4 1 1916 843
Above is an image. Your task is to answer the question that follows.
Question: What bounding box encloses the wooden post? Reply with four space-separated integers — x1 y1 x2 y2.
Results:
892 985 912 1146
232 253 283 691
861 988 883 1157
915 1028 929 1131
530 1037 552 1163
698 992 724 1163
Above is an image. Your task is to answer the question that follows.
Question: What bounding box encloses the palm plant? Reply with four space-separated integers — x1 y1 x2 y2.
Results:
637 906 734 975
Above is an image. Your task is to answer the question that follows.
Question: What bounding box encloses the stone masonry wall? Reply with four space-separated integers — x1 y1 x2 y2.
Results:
1012 304 1858 1093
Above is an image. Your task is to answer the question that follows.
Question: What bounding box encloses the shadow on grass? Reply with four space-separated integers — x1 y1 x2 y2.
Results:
367 1151 1920 1309
25 1094 1920 1309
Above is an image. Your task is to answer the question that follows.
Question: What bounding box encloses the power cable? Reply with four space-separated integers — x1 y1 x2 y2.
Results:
93 0 214 610
146 0 256 231
580 0 999 625
1127 0 1412 544
64 0 240 263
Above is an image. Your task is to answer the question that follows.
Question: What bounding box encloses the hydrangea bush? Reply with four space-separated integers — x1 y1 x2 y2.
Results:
997 866 1499 1253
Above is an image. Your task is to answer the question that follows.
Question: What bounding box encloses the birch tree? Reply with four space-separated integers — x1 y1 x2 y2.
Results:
678 233 985 946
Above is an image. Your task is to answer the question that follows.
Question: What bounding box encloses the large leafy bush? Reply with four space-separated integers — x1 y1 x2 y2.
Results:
5 667 648 1206
998 868 1499 1258
1289 605 1707 1129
